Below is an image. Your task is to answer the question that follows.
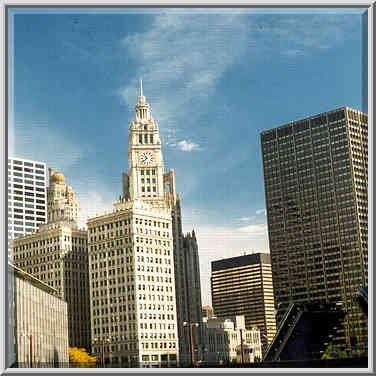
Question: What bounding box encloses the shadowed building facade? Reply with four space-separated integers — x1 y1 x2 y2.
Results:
9 264 69 367
261 106 368 352
211 253 276 352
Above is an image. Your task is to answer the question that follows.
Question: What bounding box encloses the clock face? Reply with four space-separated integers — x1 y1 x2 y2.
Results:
140 152 154 166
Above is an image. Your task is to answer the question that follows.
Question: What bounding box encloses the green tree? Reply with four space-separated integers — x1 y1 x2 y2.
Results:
321 344 347 360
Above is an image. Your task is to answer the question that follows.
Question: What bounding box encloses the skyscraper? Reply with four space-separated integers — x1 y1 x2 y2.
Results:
12 170 91 350
8 157 47 241
211 253 276 352
175 229 203 363
261 106 368 352
88 82 181 367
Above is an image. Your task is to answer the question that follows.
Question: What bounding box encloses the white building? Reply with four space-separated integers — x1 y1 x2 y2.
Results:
201 315 262 365
88 81 179 367
8 157 47 241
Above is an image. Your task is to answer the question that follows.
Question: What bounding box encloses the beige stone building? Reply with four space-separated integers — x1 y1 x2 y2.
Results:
13 171 90 350
201 315 262 365
47 169 79 223
9 264 69 367
88 82 180 367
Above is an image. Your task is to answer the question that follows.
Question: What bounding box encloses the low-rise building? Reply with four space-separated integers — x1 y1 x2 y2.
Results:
201 315 262 365
9 264 69 367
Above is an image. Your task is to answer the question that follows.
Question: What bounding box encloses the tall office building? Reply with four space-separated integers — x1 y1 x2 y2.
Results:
8 157 47 240
13 170 91 350
88 82 181 367
261 106 368 351
175 229 203 363
211 253 276 351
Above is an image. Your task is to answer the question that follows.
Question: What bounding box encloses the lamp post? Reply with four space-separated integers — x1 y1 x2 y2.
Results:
183 322 199 367
94 337 111 367
239 328 245 364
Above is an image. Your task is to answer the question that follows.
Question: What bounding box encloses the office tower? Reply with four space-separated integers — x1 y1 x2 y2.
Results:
261 106 368 352
8 157 47 240
87 82 180 367
175 229 203 363
12 170 91 350
9 264 69 367
201 315 262 364
211 253 276 351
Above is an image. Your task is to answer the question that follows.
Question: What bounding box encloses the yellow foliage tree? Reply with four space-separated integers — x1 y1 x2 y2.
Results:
69 347 97 368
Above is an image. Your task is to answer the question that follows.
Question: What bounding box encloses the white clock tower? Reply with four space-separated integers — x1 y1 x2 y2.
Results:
128 79 166 201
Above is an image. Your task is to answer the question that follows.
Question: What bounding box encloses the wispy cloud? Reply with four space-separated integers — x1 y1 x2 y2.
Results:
176 140 201 152
120 10 250 135
9 117 83 173
119 10 358 145
195 222 269 305
239 216 253 222
77 190 114 229
256 208 266 216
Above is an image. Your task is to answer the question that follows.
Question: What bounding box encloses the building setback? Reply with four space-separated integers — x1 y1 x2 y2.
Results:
88 83 180 367
9 264 69 367
260 106 368 351
211 253 276 352
12 171 91 350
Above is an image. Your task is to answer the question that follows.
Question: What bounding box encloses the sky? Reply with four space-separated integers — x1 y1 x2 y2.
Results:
8 7 367 306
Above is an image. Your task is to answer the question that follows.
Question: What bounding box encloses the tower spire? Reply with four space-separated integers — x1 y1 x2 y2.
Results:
139 77 143 97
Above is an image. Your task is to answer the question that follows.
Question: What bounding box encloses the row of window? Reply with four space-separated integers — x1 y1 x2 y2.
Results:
9 159 44 168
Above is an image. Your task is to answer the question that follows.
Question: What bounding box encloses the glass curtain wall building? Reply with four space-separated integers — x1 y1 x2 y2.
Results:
261 106 368 352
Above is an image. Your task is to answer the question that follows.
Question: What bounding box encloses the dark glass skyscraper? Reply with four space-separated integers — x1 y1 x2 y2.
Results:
261 106 368 352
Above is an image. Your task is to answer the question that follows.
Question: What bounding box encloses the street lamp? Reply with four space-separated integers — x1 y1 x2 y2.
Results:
183 322 199 367
93 337 111 367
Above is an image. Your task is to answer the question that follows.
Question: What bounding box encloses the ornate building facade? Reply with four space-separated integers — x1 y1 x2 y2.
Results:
88 83 183 367
12 171 91 350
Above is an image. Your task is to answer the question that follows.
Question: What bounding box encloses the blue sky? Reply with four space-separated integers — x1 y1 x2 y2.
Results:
8 8 367 305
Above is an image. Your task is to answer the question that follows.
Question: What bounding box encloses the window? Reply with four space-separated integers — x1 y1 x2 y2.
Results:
139 135 142 144
35 164 44 169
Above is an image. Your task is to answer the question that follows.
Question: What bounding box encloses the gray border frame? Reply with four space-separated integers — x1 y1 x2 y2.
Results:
2 2 374 375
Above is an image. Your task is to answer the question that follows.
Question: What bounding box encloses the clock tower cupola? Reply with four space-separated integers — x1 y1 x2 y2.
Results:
127 79 165 201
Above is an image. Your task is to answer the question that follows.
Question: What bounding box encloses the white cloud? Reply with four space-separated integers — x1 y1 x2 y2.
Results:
77 190 114 229
194 223 269 306
119 11 250 135
256 208 266 216
239 216 252 222
176 140 200 152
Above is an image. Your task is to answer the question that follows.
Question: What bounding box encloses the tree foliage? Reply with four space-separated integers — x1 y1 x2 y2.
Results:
69 347 97 368
321 344 348 360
